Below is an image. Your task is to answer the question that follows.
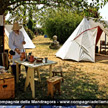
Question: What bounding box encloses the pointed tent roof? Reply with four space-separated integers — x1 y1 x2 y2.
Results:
5 25 35 49
56 17 108 62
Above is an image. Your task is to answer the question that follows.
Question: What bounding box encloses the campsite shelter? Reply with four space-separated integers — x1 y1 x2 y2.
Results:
4 25 35 50
56 17 108 62
97 19 108 51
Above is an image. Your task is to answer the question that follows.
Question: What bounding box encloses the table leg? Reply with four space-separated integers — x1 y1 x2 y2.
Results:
49 64 52 78
30 68 35 98
24 67 30 91
24 67 35 98
37 67 41 82
16 63 19 83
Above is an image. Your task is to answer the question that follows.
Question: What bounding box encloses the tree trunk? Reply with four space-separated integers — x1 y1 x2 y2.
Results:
0 0 8 14
0 10 5 15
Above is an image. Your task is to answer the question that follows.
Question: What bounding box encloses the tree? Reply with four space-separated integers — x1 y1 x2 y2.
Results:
0 0 62 15
6 2 40 24
42 7 83 44
27 7 33 31
0 0 107 15
6 4 28 24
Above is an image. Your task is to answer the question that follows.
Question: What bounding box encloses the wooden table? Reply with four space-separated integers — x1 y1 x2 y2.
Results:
13 58 57 98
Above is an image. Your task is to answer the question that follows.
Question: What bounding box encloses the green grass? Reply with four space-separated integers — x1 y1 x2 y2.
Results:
14 67 108 100
13 36 108 101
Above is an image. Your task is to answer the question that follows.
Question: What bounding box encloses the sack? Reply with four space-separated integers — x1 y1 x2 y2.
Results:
9 50 15 55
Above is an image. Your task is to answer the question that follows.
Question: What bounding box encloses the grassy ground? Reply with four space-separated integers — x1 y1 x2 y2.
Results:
14 35 108 101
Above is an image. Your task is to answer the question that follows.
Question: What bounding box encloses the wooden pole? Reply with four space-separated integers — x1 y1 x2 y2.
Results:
0 15 4 65
105 33 106 55
3 15 5 53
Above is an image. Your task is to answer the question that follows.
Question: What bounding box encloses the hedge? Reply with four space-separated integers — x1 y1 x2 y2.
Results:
43 9 83 44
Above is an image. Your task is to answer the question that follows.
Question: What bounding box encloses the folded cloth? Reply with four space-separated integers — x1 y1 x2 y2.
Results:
0 66 6 74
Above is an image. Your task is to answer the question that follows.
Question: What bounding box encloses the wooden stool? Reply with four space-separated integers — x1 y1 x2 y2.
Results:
52 66 64 82
47 76 62 98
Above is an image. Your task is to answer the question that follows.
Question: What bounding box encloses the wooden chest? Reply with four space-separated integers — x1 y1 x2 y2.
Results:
0 73 15 99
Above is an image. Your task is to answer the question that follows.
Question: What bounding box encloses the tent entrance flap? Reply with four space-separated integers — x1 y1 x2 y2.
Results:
95 26 103 45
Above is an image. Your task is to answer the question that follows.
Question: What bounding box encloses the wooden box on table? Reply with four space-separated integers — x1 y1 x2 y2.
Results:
0 73 15 99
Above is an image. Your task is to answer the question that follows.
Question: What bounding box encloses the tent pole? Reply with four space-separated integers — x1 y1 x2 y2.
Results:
105 33 106 55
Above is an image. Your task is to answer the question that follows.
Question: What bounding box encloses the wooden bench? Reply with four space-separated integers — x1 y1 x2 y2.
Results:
47 76 62 98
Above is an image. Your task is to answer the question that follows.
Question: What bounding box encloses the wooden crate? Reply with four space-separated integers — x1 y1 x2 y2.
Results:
0 73 15 99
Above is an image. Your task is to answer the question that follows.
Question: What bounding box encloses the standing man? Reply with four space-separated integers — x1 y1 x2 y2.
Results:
9 22 26 79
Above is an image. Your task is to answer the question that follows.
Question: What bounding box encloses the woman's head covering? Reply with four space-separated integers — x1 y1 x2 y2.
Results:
12 22 22 30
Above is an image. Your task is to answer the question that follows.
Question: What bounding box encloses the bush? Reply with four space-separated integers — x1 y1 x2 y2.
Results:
34 27 44 35
42 8 83 44
24 27 35 39
27 19 33 31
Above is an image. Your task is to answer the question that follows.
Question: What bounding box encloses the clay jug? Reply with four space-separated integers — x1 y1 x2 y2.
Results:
20 52 25 59
29 55 35 63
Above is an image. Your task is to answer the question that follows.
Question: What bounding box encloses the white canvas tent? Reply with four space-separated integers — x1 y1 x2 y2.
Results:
5 25 35 50
56 17 108 62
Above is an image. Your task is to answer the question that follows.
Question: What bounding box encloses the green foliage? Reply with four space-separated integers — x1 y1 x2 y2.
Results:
27 18 33 31
34 27 44 35
26 6 37 35
83 6 100 18
24 27 35 39
42 8 83 44
0 0 107 15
